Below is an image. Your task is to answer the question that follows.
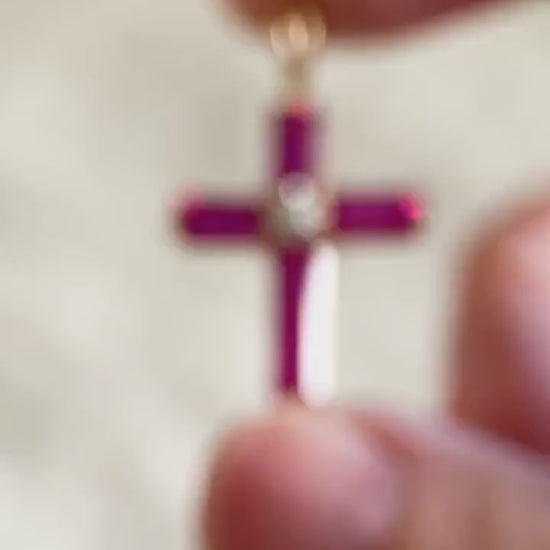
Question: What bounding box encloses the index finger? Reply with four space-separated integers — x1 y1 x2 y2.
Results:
229 0 509 36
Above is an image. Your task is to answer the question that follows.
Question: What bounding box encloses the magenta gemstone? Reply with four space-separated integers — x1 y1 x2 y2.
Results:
179 196 262 241
337 193 425 234
275 106 319 178
276 248 310 395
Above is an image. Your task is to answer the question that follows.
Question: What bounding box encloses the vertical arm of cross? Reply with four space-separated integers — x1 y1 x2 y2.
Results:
272 106 318 399
276 248 310 396
335 191 425 238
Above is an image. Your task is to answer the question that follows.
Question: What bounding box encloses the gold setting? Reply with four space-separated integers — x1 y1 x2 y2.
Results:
269 9 326 101
262 181 336 249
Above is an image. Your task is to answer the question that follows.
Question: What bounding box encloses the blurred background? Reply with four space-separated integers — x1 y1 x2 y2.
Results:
0 0 549 548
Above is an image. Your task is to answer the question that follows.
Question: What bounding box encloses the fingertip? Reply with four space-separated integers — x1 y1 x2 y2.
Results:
228 0 275 25
203 415 281 550
203 410 400 550
454 196 550 452
228 0 505 37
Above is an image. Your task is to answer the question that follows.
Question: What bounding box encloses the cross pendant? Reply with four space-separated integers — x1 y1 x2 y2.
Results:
175 13 425 405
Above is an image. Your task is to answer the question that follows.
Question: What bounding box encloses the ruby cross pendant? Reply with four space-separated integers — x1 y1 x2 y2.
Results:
175 13 425 405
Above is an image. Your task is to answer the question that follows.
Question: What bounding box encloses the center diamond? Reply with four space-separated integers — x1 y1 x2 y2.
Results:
268 174 329 244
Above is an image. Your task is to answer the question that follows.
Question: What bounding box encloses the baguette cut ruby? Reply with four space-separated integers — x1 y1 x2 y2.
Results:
180 198 262 241
337 192 425 235
277 249 310 394
276 107 318 178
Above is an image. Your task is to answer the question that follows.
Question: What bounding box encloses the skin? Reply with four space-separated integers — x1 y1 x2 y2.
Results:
204 1 550 548
228 0 510 35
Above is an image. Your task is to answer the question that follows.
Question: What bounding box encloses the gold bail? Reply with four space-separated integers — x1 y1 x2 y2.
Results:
270 9 326 101
270 9 326 60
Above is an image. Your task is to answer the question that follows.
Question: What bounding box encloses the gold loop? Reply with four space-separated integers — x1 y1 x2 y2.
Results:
270 10 326 61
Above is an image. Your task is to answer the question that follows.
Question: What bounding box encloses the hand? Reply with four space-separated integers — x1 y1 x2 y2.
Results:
229 0 507 35
202 2 547 549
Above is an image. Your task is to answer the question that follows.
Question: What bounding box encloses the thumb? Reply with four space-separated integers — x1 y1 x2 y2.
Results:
204 409 550 550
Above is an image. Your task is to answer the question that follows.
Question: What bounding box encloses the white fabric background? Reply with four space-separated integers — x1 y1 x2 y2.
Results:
0 0 549 548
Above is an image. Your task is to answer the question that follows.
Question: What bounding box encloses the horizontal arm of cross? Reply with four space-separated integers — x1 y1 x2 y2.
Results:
177 190 424 245
335 191 424 237
178 195 263 243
